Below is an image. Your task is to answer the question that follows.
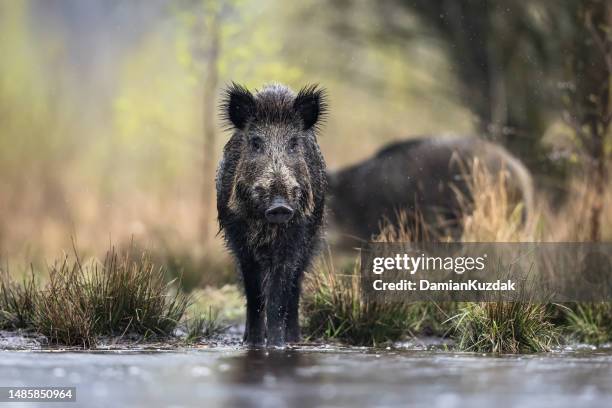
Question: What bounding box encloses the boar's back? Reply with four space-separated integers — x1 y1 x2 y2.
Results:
326 136 533 245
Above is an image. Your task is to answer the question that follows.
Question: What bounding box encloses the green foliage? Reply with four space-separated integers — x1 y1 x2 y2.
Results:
451 302 559 353
563 303 612 345
0 1 74 170
110 0 307 189
112 25 199 186
173 0 303 85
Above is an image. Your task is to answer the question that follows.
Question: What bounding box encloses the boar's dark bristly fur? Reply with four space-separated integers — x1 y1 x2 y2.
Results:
216 83 327 347
327 136 534 245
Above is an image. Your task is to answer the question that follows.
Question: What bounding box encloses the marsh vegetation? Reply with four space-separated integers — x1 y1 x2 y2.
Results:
1 1 611 353
3 162 611 352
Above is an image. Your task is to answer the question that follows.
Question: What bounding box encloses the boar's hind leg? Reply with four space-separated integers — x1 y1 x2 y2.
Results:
241 261 265 346
285 273 302 343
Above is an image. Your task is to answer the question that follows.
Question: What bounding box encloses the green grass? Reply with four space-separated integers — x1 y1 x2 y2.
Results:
302 257 562 352
301 253 455 346
0 269 38 330
302 256 404 346
450 302 559 353
0 248 191 347
184 307 228 343
563 303 612 345
3 245 609 352
403 302 458 337
189 285 245 324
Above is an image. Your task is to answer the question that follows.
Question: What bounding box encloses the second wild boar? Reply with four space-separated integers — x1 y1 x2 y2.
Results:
326 136 534 245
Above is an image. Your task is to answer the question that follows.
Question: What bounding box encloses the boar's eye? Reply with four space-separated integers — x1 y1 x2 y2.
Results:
249 136 264 152
288 137 299 154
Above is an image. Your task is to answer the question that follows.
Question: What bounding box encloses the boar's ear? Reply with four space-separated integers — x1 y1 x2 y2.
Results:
221 82 256 130
294 84 327 131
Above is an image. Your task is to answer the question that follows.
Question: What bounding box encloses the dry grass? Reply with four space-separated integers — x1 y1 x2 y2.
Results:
456 158 534 242
451 164 612 351
544 178 612 242
0 247 190 347
447 159 563 352
0 186 236 291
374 156 536 243
376 209 434 243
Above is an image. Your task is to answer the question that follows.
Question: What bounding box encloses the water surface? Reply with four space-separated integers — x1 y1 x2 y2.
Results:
1 346 611 408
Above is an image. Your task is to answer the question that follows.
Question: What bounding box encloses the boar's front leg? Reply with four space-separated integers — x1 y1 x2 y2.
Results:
265 267 293 347
285 273 302 343
241 260 265 346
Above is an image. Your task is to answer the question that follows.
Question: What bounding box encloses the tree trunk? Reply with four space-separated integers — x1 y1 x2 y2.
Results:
589 119 605 242
201 14 220 243
571 0 612 242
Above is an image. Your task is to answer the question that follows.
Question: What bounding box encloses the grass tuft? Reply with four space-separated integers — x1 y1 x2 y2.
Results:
451 301 559 353
563 303 612 345
302 251 455 346
302 253 406 346
184 307 228 343
88 249 189 337
1 247 190 347
0 269 39 330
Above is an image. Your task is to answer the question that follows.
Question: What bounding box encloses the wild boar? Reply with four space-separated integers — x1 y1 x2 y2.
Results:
327 136 534 245
216 83 327 347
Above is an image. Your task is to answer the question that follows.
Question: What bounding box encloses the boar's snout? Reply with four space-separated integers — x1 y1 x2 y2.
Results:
265 197 294 223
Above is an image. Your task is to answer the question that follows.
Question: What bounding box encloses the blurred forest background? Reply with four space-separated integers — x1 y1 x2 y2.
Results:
0 0 610 288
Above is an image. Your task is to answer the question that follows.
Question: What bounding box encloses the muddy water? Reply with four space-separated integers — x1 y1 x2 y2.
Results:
1 346 612 408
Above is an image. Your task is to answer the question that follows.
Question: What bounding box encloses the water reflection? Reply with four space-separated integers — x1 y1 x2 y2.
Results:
2 347 612 407
219 349 326 408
